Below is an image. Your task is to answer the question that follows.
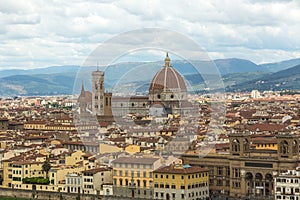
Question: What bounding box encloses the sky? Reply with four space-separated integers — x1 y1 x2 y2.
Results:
0 0 300 69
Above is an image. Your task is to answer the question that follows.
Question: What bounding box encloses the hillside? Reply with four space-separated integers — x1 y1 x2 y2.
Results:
0 73 76 96
260 58 300 72
227 64 300 91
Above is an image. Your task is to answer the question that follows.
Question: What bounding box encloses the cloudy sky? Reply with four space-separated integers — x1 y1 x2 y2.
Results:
1 0 300 69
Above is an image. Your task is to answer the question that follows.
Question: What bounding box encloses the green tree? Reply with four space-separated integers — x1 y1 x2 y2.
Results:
42 158 51 178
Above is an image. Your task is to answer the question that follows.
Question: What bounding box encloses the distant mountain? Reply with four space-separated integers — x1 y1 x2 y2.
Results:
227 64 300 92
0 65 80 78
1 58 300 96
0 73 76 96
260 58 300 72
214 58 268 75
222 71 269 87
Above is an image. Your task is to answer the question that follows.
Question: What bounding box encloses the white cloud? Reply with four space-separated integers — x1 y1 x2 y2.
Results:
0 0 300 69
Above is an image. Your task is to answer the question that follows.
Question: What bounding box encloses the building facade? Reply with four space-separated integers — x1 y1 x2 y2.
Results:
112 156 163 199
275 166 300 200
182 133 300 199
153 164 209 200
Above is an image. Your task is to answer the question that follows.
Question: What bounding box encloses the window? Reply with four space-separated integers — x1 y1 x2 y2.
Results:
217 167 223 176
137 180 140 187
226 180 230 187
226 167 230 176
217 179 222 186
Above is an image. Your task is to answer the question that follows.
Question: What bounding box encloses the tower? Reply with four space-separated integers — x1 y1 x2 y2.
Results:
92 69 105 115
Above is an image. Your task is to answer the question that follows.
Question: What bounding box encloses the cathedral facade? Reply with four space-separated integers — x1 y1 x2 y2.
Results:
78 53 192 118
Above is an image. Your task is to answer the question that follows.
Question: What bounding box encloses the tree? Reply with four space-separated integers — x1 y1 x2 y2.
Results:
42 158 51 178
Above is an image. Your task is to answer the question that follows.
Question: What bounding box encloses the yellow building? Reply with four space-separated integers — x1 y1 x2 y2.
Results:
2 160 46 189
65 150 84 166
112 156 162 199
153 164 209 200
125 145 141 155
252 137 278 150
99 143 122 154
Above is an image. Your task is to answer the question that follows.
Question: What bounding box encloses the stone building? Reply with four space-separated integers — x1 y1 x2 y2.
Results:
182 133 300 199
92 70 112 116
78 52 193 118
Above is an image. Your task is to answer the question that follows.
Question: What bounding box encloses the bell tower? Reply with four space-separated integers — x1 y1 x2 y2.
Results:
92 69 105 116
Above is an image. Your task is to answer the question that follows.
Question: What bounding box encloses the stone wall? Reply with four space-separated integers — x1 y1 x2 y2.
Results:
0 187 149 200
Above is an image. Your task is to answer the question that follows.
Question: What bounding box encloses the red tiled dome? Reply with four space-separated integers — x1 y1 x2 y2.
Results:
149 53 187 93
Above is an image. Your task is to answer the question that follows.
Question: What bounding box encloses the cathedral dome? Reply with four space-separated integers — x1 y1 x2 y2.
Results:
149 52 187 93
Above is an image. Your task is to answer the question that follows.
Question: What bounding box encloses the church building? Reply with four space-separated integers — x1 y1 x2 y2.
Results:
78 52 193 118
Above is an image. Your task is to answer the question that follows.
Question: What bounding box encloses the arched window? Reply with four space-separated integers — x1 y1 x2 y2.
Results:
265 173 273 182
232 139 240 152
280 140 289 155
255 173 263 181
245 172 253 181
243 139 249 151
293 140 298 155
